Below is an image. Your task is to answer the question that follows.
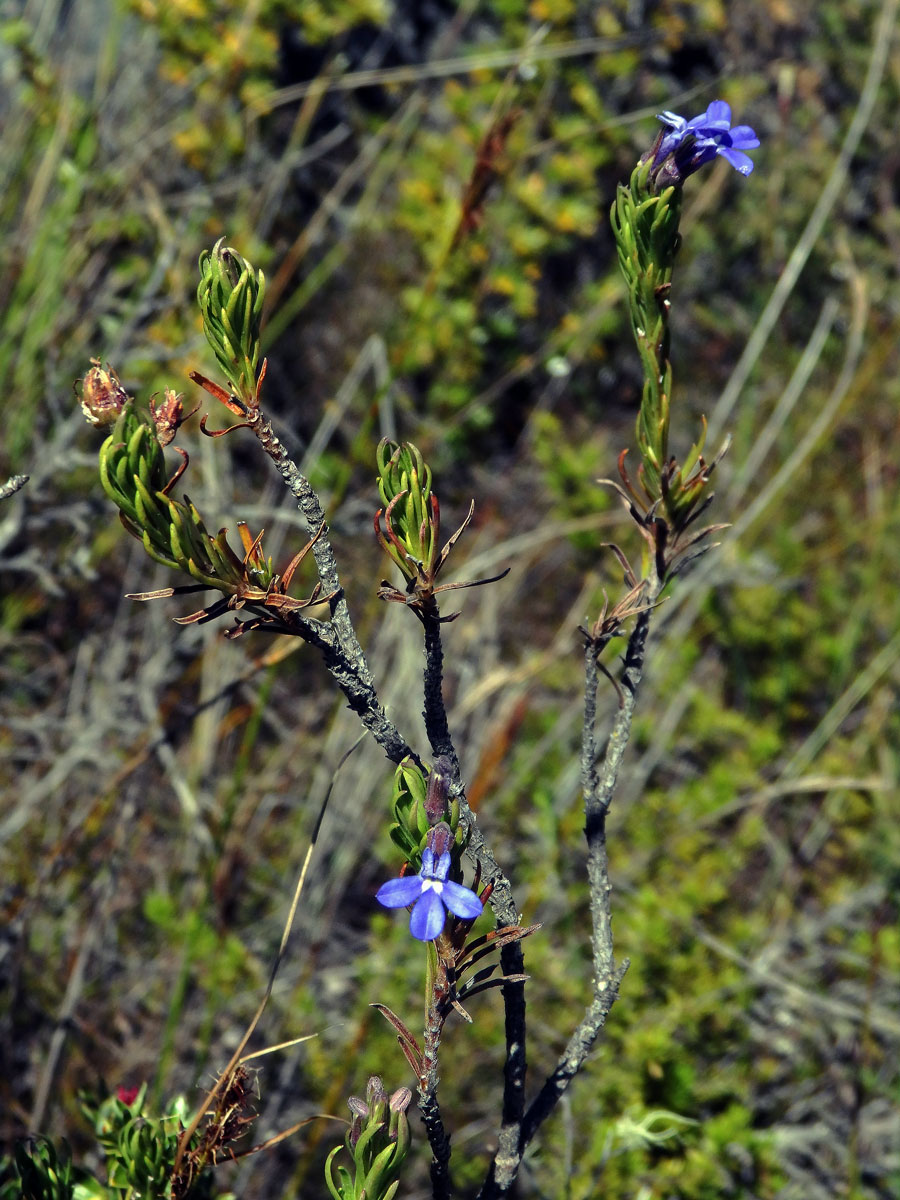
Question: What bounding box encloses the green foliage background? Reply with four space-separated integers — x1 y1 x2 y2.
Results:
2 0 899 1197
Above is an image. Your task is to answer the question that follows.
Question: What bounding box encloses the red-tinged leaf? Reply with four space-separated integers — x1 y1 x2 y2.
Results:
253 357 268 405
189 370 247 415
127 587 178 601
601 542 640 588
238 523 265 566
161 446 190 496
432 566 511 595
281 522 325 590
236 523 255 556
435 499 475 575
199 413 254 439
370 1004 423 1075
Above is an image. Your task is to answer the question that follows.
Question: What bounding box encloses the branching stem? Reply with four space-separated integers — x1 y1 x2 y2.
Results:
239 404 559 1199
478 582 660 1198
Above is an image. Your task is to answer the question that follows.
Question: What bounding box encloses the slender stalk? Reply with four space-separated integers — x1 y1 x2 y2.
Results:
458 790 526 1200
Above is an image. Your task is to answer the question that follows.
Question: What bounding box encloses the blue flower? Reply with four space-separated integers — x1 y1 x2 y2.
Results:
654 100 760 180
376 848 483 941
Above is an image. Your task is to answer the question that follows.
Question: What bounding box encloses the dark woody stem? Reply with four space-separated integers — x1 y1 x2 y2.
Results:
478 942 527 1197
316 627 414 765
418 957 455 1200
420 595 457 769
417 593 529 1199
419 1089 452 1200
419 594 518 1198
461 796 526 1200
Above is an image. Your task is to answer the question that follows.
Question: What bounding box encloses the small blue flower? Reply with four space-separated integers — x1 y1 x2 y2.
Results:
654 100 760 180
376 848 483 941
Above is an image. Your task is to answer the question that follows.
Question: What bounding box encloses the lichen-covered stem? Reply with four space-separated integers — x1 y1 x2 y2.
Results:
478 587 659 1198
249 414 414 765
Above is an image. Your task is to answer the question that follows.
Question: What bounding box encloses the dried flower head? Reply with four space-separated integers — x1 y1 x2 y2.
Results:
151 388 189 447
79 359 129 427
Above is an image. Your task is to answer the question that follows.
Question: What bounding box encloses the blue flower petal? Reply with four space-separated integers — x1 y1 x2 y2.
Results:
728 126 760 149
655 112 687 157
686 113 713 133
703 100 732 128
420 847 435 876
376 875 425 907
432 851 451 882
441 881 483 920
716 146 755 175
410 890 447 941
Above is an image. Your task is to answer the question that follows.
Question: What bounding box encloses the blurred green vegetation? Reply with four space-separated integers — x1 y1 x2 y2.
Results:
2 0 899 1197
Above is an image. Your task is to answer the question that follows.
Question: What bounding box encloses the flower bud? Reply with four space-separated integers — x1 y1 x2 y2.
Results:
388 1087 412 1115
426 821 454 861
388 1087 412 1147
347 1095 369 1149
365 1075 388 1126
